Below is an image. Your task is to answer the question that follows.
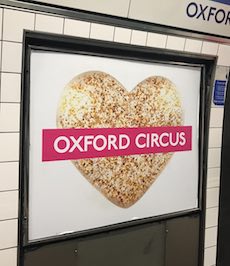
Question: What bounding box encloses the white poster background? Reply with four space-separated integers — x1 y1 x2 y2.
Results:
29 51 200 241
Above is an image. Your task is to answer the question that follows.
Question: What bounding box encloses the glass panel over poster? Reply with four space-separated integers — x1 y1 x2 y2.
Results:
21 32 216 243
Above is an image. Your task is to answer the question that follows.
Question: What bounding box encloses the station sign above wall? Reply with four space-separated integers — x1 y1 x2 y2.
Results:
129 0 230 38
35 0 230 38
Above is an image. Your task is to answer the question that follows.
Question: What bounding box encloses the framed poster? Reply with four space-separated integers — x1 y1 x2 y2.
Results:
20 31 216 244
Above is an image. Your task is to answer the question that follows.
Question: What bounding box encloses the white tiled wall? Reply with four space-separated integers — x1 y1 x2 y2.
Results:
64 19 90 38
0 162 19 191
0 103 20 132
90 23 114 41
184 39 202 53
3 9 34 42
2 42 22 73
114 27 132 44
0 4 229 266
146 32 167 48
1 73 21 103
166 36 186 51
0 191 18 220
131 30 147 46
0 219 18 249
0 247 17 266
204 246 217 266
202 41 219 56
207 168 220 189
35 14 64 34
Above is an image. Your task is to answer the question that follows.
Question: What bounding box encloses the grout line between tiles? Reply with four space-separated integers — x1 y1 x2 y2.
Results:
209 127 222 131
208 147 221 150
207 187 219 191
0 160 19 163
112 25 115 42
205 244 217 249
129 29 133 44
2 39 21 44
207 186 220 190
0 246 17 251
200 41 204 54
0 131 19 133
205 225 218 230
145 32 150 47
34 12 36 31
0 217 18 223
62 17 65 34
1 71 21 74
0 101 20 104
183 38 187 52
216 43 220 56
0 189 18 193
207 166 220 169
206 206 219 210
207 205 219 209
165 35 169 49
210 106 224 109
88 22 92 38
145 32 148 46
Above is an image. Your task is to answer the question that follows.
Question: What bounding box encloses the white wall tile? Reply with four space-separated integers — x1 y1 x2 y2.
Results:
208 148 221 168
214 65 229 80
201 42 219 56
207 168 220 189
2 42 22 73
0 104 20 132
0 162 19 191
208 128 222 148
210 108 224 128
0 42 2 69
184 39 202 53
1 73 21 103
35 14 64 34
146 32 167 48
217 44 230 66
205 226 218 248
0 248 17 266
0 133 19 161
206 188 219 208
114 27 131 44
131 30 147 46
204 246 217 266
206 207 219 228
166 36 185 51
90 23 114 41
3 9 35 42
0 9 3 38
0 219 17 249
64 19 90 38
0 191 18 220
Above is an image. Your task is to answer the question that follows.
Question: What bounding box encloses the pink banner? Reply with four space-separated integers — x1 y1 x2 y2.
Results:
42 126 192 162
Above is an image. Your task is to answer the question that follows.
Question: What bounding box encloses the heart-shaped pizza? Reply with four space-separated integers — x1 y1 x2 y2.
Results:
57 71 183 208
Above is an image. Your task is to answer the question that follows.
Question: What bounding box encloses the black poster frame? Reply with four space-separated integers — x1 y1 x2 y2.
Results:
19 30 216 266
